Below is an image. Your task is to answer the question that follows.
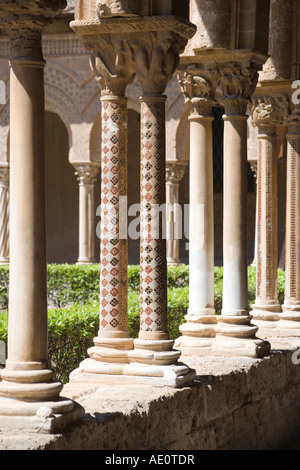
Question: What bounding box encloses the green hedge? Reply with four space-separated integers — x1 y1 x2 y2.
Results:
0 264 286 383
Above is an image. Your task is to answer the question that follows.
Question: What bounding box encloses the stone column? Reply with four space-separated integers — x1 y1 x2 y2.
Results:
214 62 270 358
165 161 186 265
69 21 137 383
0 6 83 433
0 166 9 264
278 108 300 334
74 163 100 264
126 21 196 386
250 94 289 336
175 69 218 354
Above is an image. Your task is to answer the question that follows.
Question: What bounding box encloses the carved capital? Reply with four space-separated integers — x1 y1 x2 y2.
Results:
0 0 67 60
74 163 100 184
166 162 187 185
89 35 138 96
137 30 188 95
216 63 259 115
177 69 219 116
251 94 290 129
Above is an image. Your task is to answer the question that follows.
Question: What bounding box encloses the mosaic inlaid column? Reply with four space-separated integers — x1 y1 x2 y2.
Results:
214 63 270 358
279 108 300 334
74 163 100 265
165 162 186 265
127 23 196 386
0 166 9 264
250 94 289 336
0 5 82 433
69 24 136 382
175 69 217 354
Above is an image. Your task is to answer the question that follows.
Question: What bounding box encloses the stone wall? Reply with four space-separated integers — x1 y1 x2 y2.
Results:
2 340 300 450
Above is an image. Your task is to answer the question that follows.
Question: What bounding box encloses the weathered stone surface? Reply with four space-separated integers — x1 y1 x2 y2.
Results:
2 341 300 450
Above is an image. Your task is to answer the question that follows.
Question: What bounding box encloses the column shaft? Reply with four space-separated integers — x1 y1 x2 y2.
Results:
138 95 170 342
0 167 9 264
251 127 281 330
166 163 186 266
8 60 49 367
188 114 215 316
98 96 129 339
78 181 95 264
74 164 99 264
279 117 300 333
221 114 249 316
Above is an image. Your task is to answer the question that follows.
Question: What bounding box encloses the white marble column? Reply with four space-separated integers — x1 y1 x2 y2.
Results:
278 108 300 334
165 161 186 265
0 166 9 264
0 5 82 433
74 163 100 265
214 63 270 358
175 70 217 354
250 94 289 336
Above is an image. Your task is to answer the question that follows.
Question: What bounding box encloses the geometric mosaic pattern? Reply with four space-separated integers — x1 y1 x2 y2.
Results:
139 97 168 334
99 98 128 334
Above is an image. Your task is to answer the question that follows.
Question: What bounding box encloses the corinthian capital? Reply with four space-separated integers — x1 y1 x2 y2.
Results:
251 94 290 129
216 63 259 115
166 162 187 185
74 163 100 184
177 68 219 116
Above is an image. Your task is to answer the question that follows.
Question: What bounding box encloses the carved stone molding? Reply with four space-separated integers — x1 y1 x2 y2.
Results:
71 15 196 96
74 163 100 184
251 94 290 129
177 69 219 115
216 63 259 115
165 162 187 185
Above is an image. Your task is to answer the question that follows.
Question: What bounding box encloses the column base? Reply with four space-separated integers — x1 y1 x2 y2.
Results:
214 313 270 358
175 312 217 356
70 338 195 388
251 304 281 335
212 335 271 358
0 368 84 434
0 396 84 434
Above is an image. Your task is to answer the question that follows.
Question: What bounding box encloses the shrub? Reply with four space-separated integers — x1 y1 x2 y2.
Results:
0 264 287 383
